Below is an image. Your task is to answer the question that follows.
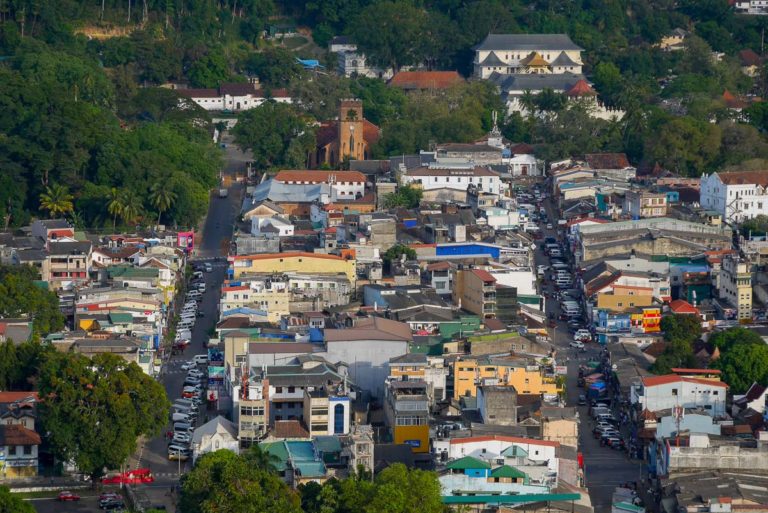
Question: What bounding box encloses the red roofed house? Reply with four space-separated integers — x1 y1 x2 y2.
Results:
308 99 381 168
454 268 497 319
0 424 42 477
668 299 700 317
176 81 292 112
389 71 464 91
274 169 367 202
635 374 728 416
738 48 763 77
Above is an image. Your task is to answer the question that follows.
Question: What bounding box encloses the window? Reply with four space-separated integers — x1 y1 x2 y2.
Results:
311 423 327 432
672 388 678 396
311 408 328 416
288 386 295 393
275 387 283 393
23 445 32 455
713 391 719 396
8 446 16 456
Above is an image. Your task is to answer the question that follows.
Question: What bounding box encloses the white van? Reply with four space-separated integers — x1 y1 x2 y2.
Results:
172 412 192 423
193 354 208 365
555 276 573 288
186 290 202 299
173 422 193 433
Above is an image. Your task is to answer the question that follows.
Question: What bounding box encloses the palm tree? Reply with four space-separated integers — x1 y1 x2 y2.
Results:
149 182 176 227
39 184 74 218
120 190 143 226
520 90 536 118
106 187 125 230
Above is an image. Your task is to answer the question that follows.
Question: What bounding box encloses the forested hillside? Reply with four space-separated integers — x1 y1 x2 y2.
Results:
3 0 768 229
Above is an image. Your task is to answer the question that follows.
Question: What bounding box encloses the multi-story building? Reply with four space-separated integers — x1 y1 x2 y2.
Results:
631 374 728 417
624 190 668 218
453 269 497 319
220 273 351 322
700 171 768 222
473 34 584 79
231 357 353 444
388 353 449 405
452 355 561 399
228 252 356 284
383 380 430 453
45 241 92 291
400 166 503 195
177 82 292 112
719 254 752 320
273 170 367 202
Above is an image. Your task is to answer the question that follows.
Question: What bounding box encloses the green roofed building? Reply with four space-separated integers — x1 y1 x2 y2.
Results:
489 465 528 484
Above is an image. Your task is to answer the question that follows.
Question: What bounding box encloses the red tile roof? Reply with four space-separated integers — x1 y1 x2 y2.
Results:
0 392 38 404
669 299 700 315
671 368 721 375
510 143 535 154
641 374 728 388
470 269 497 283
449 435 560 448
389 71 464 90
717 170 768 186
177 88 219 98
315 120 381 148
739 49 762 67
722 90 747 109
273 420 309 439
0 424 41 446
566 79 595 97
584 153 631 170
275 170 366 184
426 261 451 271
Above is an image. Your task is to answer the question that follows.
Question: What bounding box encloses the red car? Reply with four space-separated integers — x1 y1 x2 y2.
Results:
57 491 80 501
102 468 155 485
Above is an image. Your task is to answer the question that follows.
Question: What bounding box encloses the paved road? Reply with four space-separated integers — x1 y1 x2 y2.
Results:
535 193 641 513
130 134 248 482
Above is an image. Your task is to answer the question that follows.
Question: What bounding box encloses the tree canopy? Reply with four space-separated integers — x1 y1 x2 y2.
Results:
37 352 169 481
0 265 64 336
179 448 302 513
650 315 703 375
0 486 35 513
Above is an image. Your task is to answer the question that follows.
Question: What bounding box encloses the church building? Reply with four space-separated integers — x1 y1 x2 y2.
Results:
309 99 381 168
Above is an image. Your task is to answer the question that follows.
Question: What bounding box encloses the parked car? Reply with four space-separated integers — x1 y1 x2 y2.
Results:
181 361 196 371
574 329 591 341
187 369 204 378
99 492 121 503
569 341 585 349
577 394 587 406
58 491 80 501
173 432 192 444
204 263 213 273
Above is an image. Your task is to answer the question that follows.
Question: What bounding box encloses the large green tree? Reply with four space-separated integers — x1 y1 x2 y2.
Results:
0 265 64 335
711 340 768 394
37 352 169 482
350 1 429 71
233 102 315 169
0 485 34 513
179 448 302 513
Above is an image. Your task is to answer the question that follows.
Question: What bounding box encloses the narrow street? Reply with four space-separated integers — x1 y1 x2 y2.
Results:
536 194 641 513
125 135 248 483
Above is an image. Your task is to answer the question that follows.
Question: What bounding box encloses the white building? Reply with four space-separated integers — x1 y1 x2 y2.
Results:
632 375 728 417
337 50 394 80
489 266 537 296
700 171 768 222
191 416 239 463
274 170 366 202
251 215 294 238
177 82 292 112
481 207 521 230
433 435 559 474
505 143 544 176
401 166 503 195
734 1 768 14
473 34 584 79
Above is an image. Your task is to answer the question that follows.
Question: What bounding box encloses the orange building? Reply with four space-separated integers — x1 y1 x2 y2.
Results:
309 99 381 168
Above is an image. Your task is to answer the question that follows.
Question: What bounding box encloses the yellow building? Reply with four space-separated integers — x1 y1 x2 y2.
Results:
596 292 653 312
453 356 561 399
229 252 356 284
384 381 429 453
